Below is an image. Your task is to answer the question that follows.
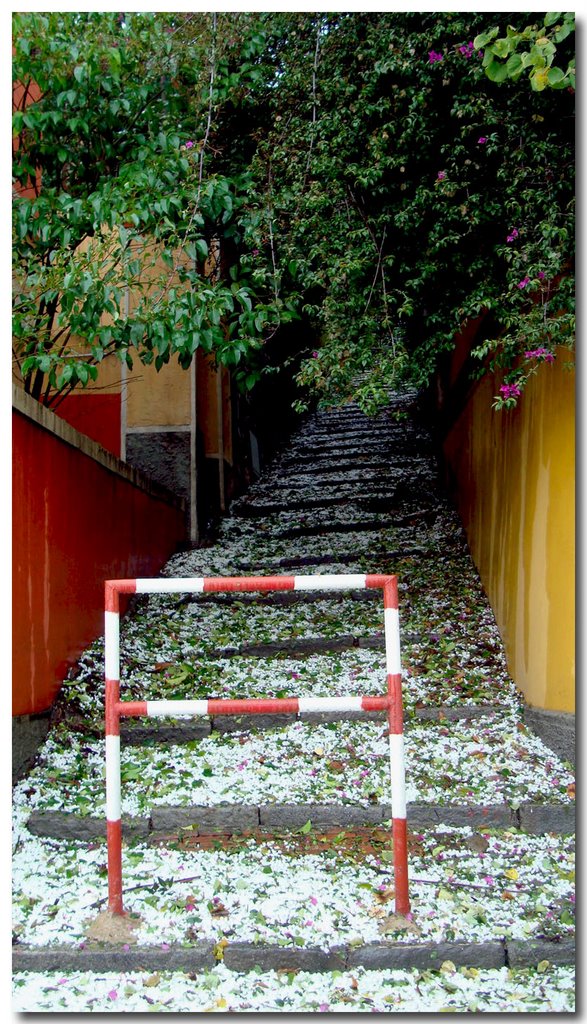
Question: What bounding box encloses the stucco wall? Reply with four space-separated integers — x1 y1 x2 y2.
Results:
442 348 574 713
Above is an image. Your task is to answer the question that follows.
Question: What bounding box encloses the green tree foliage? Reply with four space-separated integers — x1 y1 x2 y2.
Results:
12 11 297 406
475 12 575 91
13 12 574 412
243 12 574 412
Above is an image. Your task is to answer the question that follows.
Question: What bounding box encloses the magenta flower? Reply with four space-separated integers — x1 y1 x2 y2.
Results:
437 170 446 181
524 348 555 363
310 896 318 906
506 229 519 242
517 276 531 289
538 270 546 279
459 41 475 58
478 136 488 144
108 990 118 1001
500 383 522 400
312 350 319 358
428 50 443 63
185 140 194 149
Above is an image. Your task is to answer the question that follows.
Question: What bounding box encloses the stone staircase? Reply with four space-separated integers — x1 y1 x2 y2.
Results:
12 389 575 1009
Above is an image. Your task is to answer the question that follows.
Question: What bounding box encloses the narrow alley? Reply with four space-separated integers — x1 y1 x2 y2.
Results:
12 389 575 1012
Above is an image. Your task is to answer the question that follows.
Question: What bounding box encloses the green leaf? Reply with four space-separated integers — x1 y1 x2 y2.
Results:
546 66 566 86
543 12 562 28
485 60 510 83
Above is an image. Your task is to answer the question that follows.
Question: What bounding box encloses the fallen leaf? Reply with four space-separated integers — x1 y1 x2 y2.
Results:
466 833 489 853
374 885 396 904
504 868 519 882
143 974 161 988
440 960 457 974
537 960 550 974
378 913 421 935
368 906 388 919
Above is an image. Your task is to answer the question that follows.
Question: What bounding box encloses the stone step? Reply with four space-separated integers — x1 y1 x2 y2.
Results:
12 935 575 974
234 548 433 571
25 800 575 842
59 703 502 745
232 491 438 518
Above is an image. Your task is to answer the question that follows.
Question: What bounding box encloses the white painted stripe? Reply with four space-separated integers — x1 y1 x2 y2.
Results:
135 577 205 593
298 696 363 713
104 611 119 680
384 607 401 675
105 735 121 821
294 574 366 591
145 700 209 717
388 732 407 818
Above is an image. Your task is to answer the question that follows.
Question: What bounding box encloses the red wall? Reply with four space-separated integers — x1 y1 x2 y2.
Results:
13 402 187 716
54 393 122 458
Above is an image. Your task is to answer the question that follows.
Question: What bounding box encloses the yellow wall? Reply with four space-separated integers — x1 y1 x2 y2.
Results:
125 355 192 428
443 347 575 712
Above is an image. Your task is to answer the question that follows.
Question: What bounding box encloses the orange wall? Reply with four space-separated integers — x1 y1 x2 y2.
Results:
13 391 187 716
442 347 575 713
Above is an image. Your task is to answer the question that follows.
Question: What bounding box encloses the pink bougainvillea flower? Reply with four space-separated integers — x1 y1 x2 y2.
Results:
459 41 475 57
478 136 488 144
506 229 519 242
185 140 194 149
310 896 318 906
524 348 555 363
312 350 319 357
428 50 443 63
437 170 446 181
517 276 531 289
108 989 118 1001
538 270 546 279
500 384 522 399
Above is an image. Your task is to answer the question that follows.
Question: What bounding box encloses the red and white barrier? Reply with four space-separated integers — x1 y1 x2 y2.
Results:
104 574 410 917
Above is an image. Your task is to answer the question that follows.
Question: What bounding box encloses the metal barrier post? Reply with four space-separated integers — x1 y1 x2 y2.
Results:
103 574 410 917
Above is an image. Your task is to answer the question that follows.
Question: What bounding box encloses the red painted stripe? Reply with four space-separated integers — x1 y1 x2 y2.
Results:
105 579 137 611
203 576 295 593
207 697 300 715
361 696 391 711
366 574 393 590
387 673 404 733
118 701 148 718
383 579 399 609
107 819 124 916
392 817 410 914
105 680 120 736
